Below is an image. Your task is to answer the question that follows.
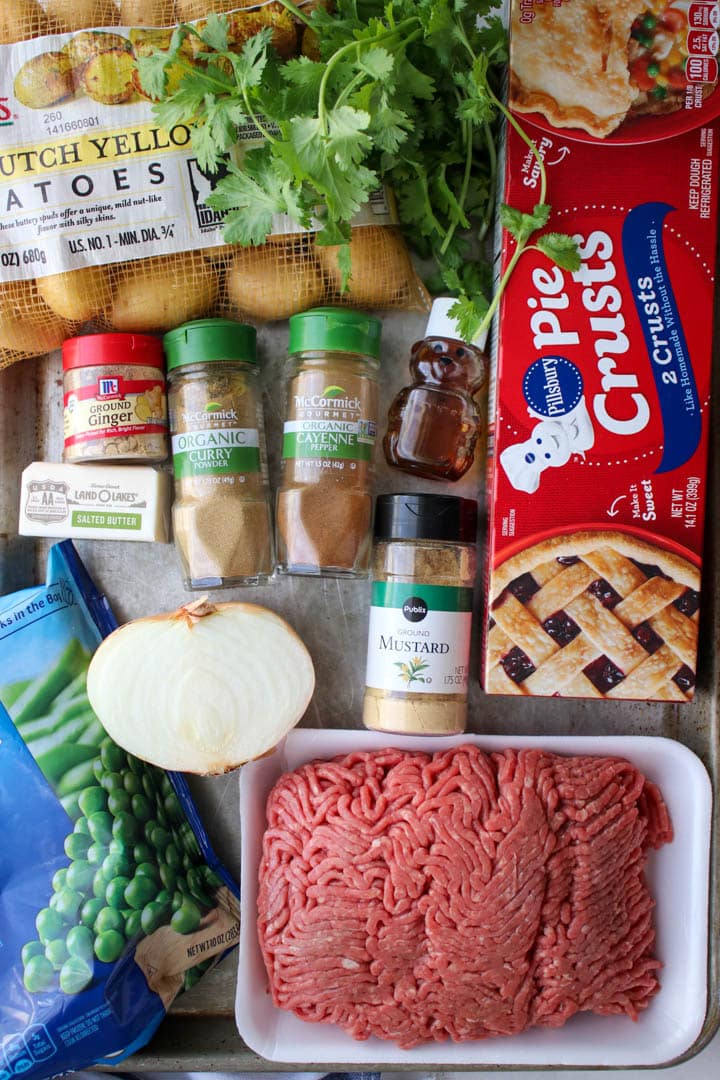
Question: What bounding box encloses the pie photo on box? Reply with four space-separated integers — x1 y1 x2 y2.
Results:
509 0 714 139
486 530 700 700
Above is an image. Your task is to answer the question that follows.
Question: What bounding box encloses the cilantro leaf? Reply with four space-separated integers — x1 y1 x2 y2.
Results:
199 12 229 53
500 202 551 244
536 232 582 271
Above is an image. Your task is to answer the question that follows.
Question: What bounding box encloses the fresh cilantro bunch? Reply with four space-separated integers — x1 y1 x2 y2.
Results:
137 0 579 341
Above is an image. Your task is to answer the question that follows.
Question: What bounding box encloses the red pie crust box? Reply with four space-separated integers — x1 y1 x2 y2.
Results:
483 0 720 700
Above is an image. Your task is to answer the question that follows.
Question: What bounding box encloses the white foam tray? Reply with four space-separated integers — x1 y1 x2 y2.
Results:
236 729 712 1067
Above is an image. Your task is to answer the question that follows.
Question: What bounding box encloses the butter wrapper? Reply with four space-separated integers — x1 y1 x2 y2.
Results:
19 461 170 542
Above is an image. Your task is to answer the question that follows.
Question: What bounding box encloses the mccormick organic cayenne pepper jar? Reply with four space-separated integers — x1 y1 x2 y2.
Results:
62 333 168 464
276 307 382 577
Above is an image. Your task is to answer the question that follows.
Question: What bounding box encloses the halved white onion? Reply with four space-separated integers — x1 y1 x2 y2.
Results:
87 598 315 774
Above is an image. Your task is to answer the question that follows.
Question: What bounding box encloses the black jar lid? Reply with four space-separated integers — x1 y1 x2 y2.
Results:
374 493 477 544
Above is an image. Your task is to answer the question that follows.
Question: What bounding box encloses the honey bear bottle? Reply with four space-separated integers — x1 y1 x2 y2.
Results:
384 299 487 481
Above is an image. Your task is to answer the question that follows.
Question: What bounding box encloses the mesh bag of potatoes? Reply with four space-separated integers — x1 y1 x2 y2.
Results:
0 0 428 369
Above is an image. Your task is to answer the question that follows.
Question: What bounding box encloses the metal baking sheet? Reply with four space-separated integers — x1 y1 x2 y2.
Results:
0 310 717 1071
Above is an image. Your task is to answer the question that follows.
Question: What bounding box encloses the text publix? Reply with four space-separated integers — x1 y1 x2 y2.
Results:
528 230 676 435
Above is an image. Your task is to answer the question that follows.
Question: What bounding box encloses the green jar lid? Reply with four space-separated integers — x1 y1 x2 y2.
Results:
163 319 257 371
288 307 382 359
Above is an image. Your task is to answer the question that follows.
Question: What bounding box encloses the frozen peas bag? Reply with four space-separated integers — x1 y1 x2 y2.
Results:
0 541 240 1077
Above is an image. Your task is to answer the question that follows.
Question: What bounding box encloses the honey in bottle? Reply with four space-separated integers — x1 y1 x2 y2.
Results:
384 299 487 482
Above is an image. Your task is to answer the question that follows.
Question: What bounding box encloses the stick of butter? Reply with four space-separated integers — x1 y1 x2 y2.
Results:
19 462 171 542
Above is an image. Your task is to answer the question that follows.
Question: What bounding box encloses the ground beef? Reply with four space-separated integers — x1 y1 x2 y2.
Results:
257 745 672 1048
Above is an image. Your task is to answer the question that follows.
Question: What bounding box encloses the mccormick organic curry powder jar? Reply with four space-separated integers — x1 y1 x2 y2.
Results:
62 333 168 464
363 493 478 734
164 319 273 590
276 307 382 577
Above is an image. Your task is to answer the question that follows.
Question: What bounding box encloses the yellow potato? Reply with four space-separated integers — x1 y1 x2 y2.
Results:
82 48 136 103
64 30 131 71
176 0 238 17
14 52 74 110
315 226 410 307
0 281 69 357
111 253 219 332
225 247 326 321
120 0 176 25
36 266 112 321
47 0 120 32
0 0 49 44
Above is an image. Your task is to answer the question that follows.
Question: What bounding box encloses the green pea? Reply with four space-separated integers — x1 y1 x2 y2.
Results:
80 897 105 929
52 868 68 893
164 792 182 824
165 843 182 872
155 889 171 906
105 876 131 910
201 866 223 890
78 785 107 818
73 817 91 837
66 860 95 894
94 907 124 935
182 853 193 873
92 868 109 898
87 811 113 845
170 899 201 935
59 956 93 994
23 954 55 993
123 772 143 796
140 900 171 935
156 806 169 829
113 812 139 844
150 826 171 853
159 774 173 798
178 823 200 858
102 852 133 880
107 790 132 817
100 742 126 773
100 771 124 794
176 876 190 897
64 833 91 861
144 818 159 843
124 909 142 937
66 925 94 961
127 753 144 775
136 862 160 884
49 893 63 912
45 939 69 971
108 838 127 857
172 891 184 913
87 842 108 867
54 888 83 922
36 907 66 945
21 941 45 966
124 875 156 911
133 842 153 864
92 757 105 783
94 930 125 964
130 793 153 822
141 773 157 800
159 863 176 892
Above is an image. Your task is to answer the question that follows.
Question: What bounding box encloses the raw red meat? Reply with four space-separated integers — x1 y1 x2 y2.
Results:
257 745 672 1048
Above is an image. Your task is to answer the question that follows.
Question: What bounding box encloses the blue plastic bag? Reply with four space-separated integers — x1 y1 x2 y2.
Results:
0 542 240 1079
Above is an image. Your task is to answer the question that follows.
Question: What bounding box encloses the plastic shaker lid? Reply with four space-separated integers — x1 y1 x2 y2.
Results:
289 307 382 359
424 298 488 351
374 493 478 544
62 333 164 371
163 319 257 371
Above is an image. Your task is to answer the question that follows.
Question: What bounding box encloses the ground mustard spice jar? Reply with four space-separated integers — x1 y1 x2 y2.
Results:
363 493 478 734
276 307 382 577
62 333 168 463
164 319 273 590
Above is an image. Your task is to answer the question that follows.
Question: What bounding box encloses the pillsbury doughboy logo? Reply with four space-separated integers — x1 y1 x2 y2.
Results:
500 357 594 494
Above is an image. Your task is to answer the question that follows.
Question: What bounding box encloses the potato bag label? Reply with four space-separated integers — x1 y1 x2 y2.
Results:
0 20 397 281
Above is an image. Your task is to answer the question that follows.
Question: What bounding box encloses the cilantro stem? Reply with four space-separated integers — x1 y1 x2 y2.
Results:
164 55 233 96
477 120 496 244
276 0 314 29
240 86 278 146
317 19 421 135
439 113 473 256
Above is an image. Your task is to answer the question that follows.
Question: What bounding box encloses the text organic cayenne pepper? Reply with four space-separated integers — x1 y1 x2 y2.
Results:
276 308 382 577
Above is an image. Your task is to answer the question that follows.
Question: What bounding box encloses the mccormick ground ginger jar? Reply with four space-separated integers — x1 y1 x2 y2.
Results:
62 333 168 464
276 307 382 577
363 493 478 734
164 319 273 590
